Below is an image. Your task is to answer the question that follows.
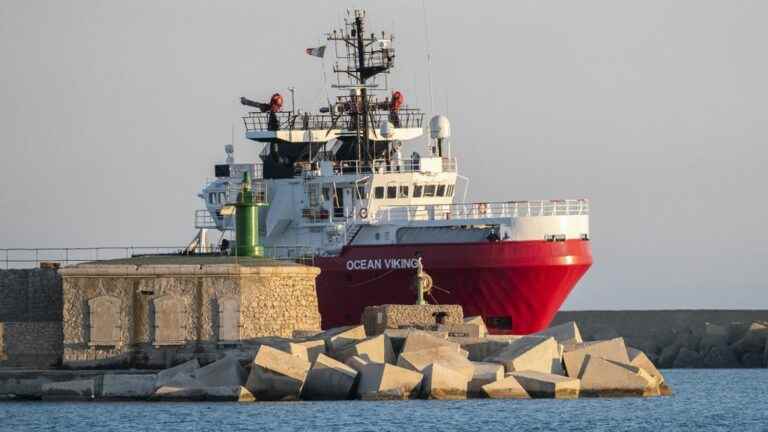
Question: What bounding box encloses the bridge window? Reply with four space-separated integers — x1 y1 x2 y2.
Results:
218 192 227 204
374 186 385 199
399 185 409 198
413 185 423 198
209 193 215 204
308 184 320 206
447 185 455 197
424 184 436 197
436 185 446 197
387 186 397 199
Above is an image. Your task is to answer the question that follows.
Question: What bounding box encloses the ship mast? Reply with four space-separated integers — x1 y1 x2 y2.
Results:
328 9 395 163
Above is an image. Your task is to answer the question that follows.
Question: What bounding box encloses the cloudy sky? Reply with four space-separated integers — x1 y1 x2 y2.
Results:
1 0 766 309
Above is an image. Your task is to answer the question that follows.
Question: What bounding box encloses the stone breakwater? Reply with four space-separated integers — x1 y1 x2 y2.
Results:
0 320 671 401
552 311 768 369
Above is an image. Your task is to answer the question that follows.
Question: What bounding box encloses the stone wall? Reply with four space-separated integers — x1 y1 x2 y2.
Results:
0 268 63 368
0 322 62 368
362 304 464 336
60 258 321 368
0 269 61 322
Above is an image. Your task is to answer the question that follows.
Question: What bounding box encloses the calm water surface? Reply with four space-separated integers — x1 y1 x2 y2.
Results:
1 370 766 432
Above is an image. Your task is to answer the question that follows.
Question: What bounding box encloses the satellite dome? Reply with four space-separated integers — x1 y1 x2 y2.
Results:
380 121 395 139
429 115 451 139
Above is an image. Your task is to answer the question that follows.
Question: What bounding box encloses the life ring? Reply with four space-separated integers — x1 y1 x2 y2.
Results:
478 202 488 216
359 207 369 219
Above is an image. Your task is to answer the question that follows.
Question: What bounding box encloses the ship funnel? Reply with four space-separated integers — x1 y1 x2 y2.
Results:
429 115 451 139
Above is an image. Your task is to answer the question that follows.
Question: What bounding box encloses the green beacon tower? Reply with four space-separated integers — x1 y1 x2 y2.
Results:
234 171 265 257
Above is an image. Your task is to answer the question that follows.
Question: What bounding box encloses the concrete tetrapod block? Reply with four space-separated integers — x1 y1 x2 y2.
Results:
302 353 359 400
322 325 367 352
628 347 671 395
733 322 768 354
333 335 395 364
101 374 158 400
699 323 729 352
163 372 202 388
156 359 200 387
563 338 631 377
401 331 462 355
577 354 660 397
41 379 96 400
194 355 247 387
384 329 449 354
397 346 475 379
463 316 488 338
356 363 423 400
152 385 255 402
535 321 583 346
253 337 311 362
345 355 369 373
627 348 662 378
468 361 505 397
421 363 469 400
246 345 311 401
295 339 326 363
449 337 515 361
507 371 580 399
481 375 531 399
485 336 559 374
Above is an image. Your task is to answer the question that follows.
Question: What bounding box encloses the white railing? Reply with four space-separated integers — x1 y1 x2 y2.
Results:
300 157 457 177
375 199 590 223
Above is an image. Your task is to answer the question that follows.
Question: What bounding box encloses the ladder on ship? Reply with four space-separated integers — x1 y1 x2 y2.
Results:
346 224 364 244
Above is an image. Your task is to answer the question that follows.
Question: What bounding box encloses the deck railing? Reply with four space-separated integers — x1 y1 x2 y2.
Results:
300 157 457 177
0 245 315 269
375 199 590 223
242 109 424 132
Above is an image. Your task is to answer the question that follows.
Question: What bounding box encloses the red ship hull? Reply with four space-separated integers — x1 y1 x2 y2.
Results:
314 239 592 334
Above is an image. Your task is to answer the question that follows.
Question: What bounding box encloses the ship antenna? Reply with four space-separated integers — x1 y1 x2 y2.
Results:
422 0 434 118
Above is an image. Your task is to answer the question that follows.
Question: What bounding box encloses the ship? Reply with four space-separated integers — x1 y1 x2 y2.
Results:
193 10 592 334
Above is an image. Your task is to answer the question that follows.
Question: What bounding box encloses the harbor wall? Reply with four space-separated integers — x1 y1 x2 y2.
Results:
0 268 766 369
553 310 768 368
0 269 62 368
59 261 322 368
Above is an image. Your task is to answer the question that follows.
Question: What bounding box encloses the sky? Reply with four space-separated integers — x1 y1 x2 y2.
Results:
1 0 766 310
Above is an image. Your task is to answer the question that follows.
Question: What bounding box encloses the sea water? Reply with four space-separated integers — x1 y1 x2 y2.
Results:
0 369 766 432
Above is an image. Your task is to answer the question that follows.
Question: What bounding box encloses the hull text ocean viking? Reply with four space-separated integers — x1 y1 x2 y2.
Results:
345 258 420 271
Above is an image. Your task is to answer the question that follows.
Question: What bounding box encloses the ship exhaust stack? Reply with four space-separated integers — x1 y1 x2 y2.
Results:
234 171 263 257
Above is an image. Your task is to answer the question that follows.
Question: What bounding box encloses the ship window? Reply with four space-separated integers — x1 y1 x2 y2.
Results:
424 184 436 197
413 185 423 198
436 185 446 197
209 193 215 204
399 185 409 198
219 192 227 204
357 185 367 200
322 187 331 201
374 186 384 199
387 186 397 199
447 185 454 196
309 184 320 206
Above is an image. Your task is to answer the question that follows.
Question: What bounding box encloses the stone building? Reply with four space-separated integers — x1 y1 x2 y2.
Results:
0 268 62 368
59 256 321 368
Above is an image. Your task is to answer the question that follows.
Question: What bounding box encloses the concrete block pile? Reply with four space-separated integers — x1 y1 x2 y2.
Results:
16 318 672 401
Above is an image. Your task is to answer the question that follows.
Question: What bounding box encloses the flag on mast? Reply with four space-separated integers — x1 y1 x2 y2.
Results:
305 45 326 58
